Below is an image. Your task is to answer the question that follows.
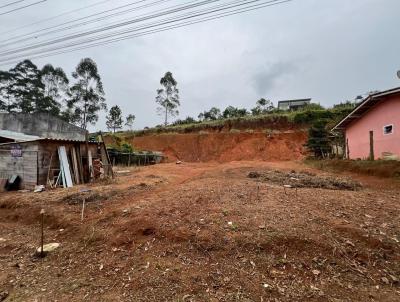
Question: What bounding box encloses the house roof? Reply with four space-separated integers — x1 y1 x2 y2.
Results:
0 129 91 146
332 87 400 131
0 129 42 142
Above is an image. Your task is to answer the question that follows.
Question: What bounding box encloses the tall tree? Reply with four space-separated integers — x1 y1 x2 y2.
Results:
125 114 135 130
8 60 48 113
67 58 106 129
156 71 180 126
0 70 14 111
41 64 69 112
106 105 123 133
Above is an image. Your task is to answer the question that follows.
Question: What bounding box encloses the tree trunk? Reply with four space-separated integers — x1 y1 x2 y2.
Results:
164 106 168 126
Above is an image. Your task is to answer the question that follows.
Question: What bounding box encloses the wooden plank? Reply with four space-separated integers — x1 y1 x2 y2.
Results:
58 146 73 188
71 147 80 184
88 150 93 179
76 145 85 183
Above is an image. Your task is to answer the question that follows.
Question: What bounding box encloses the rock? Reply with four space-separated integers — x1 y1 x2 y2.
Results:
0 291 9 302
389 275 399 283
36 243 60 254
34 185 45 193
262 283 270 289
345 240 355 247
248 172 261 178
381 277 389 285
312 269 321 276
0 238 6 242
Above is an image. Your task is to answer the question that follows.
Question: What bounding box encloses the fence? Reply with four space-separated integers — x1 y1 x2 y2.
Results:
108 151 164 167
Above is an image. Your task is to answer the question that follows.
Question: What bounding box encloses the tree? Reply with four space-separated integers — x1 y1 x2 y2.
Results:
198 107 221 121
125 114 136 130
41 64 69 115
106 105 123 133
156 71 180 126
67 58 106 129
222 106 248 118
306 119 332 158
251 98 274 115
7 60 49 113
0 70 14 111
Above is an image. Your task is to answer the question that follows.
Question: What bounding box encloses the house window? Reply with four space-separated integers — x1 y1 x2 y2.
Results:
383 124 393 135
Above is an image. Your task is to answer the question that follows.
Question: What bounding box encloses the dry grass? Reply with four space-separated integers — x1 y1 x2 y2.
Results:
306 159 400 179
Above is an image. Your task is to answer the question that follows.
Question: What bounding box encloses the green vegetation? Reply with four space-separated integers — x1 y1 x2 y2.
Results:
0 57 107 129
121 105 353 137
106 105 123 133
306 159 400 179
156 71 180 126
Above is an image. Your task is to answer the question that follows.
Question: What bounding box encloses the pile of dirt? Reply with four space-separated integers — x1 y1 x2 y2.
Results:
248 169 362 190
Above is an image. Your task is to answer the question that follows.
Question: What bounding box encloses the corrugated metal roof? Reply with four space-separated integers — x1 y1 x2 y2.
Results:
0 129 42 142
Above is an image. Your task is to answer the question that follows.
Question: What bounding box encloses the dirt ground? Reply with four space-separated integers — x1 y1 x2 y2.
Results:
0 161 399 302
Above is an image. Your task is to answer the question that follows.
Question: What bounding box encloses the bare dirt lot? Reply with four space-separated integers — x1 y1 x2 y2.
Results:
0 161 399 301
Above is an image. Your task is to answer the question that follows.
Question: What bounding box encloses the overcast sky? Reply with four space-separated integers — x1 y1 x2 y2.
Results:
1 0 399 130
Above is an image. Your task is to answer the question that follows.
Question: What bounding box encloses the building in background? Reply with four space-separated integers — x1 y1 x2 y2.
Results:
277 98 312 111
332 87 400 160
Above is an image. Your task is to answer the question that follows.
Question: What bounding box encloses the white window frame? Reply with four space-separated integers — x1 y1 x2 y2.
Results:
383 124 394 135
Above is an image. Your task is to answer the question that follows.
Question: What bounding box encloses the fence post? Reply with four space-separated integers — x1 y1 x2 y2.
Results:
369 131 374 161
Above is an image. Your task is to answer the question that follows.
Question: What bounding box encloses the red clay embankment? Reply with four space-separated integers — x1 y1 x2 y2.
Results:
125 130 307 162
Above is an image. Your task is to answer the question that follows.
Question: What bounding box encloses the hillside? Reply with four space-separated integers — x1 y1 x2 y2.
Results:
104 108 352 162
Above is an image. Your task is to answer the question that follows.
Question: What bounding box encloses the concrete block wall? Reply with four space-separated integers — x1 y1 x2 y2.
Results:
0 113 86 141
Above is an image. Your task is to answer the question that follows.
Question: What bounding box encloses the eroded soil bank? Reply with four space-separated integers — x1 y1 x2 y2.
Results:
123 130 308 162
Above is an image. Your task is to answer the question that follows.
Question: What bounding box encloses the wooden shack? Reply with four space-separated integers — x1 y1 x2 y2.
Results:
0 113 112 190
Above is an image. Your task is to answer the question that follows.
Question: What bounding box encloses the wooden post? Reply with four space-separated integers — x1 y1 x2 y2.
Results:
369 130 374 161
346 138 350 159
40 209 45 257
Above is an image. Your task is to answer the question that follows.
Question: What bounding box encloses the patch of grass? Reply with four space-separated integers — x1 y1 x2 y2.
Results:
305 159 400 179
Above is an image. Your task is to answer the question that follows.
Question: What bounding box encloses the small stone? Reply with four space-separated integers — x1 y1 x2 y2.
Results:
381 277 389 285
389 275 399 283
0 291 9 302
0 238 6 242
312 269 321 276
36 243 60 254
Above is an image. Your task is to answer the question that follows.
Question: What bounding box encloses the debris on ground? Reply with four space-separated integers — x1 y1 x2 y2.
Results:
248 169 362 190
34 185 45 193
36 243 60 254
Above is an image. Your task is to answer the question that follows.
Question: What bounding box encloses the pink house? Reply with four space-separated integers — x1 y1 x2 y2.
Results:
333 87 400 160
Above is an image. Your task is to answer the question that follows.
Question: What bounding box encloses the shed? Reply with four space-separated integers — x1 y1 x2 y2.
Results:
332 87 400 160
0 113 111 190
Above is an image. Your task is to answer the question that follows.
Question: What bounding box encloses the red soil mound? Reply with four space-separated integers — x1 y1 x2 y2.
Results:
129 130 307 162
